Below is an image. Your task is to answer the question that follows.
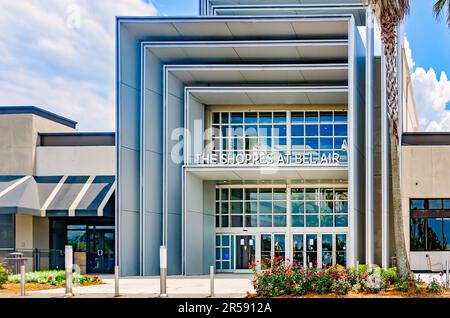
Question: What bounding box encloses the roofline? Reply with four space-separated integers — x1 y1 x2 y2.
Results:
116 14 353 23
402 133 450 146
0 106 77 129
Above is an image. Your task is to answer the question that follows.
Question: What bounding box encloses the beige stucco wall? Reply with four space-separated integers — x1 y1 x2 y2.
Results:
35 146 116 176
0 114 75 175
402 145 450 270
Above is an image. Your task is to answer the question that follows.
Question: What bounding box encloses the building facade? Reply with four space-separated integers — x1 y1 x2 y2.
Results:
116 0 395 276
0 107 116 274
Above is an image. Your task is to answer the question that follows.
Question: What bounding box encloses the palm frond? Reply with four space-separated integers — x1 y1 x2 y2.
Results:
433 0 450 25
364 0 410 22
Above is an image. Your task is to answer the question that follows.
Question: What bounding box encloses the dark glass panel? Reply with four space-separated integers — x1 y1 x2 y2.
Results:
428 200 443 210
410 199 425 210
245 112 257 124
231 112 243 124
305 112 318 123
230 188 243 201
427 218 443 250
292 112 304 123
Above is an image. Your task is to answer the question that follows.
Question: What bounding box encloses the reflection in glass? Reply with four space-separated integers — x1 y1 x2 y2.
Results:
292 235 304 266
410 218 426 250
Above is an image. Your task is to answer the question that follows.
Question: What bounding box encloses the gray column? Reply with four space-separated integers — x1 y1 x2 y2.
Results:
365 10 375 266
381 49 390 269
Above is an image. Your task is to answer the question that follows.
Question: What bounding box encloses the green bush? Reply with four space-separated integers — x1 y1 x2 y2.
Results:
427 278 444 294
7 270 102 286
0 264 9 288
394 272 421 293
381 267 398 284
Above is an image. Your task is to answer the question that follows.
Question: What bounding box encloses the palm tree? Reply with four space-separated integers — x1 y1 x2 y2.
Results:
433 0 450 25
364 0 411 277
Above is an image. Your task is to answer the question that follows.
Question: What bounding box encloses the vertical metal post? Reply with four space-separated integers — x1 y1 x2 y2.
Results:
209 266 214 298
20 265 25 296
65 245 73 297
309 262 312 269
356 261 360 274
114 265 120 297
159 246 168 298
446 260 449 288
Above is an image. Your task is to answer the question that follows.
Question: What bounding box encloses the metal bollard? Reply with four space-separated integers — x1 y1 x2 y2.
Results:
115 265 120 297
446 260 449 288
20 265 25 296
65 245 73 297
210 266 214 298
356 261 360 274
159 246 168 298
309 262 312 269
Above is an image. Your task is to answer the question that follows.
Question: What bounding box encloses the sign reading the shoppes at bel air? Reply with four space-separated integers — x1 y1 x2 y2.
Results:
194 152 342 165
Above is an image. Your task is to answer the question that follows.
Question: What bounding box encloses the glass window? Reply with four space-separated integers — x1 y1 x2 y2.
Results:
0 214 14 249
428 200 443 210
245 112 257 124
444 200 450 209
273 215 287 227
292 112 304 123
322 234 333 267
410 199 425 210
274 112 286 123
274 234 285 260
306 215 319 227
261 234 272 269
67 229 86 252
427 218 443 250
273 188 287 201
231 112 243 124
259 112 272 124
320 112 333 123
291 215 304 227
410 218 426 251
306 234 317 266
320 125 333 136
336 234 347 266
291 188 304 200
335 215 348 227
305 112 318 123
334 112 347 123
292 235 304 266
334 124 347 136
230 188 243 201
258 188 272 200
306 125 318 137
291 125 304 136
443 219 450 250
213 112 220 124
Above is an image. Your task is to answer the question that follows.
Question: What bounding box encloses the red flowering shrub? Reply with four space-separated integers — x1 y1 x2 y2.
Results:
251 258 352 297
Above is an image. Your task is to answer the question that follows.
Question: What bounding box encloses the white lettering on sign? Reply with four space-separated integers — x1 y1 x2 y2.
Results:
194 152 341 165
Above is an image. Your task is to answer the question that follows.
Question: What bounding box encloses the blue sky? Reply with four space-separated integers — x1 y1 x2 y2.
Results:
0 0 448 131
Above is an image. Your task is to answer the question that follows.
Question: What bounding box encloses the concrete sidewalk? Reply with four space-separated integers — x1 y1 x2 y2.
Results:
23 274 254 298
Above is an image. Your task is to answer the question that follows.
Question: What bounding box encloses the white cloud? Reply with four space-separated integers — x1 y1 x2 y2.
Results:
0 0 157 131
411 67 450 132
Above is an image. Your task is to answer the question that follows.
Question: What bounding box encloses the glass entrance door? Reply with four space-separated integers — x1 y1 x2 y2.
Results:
235 235 255 270
88 227 115 273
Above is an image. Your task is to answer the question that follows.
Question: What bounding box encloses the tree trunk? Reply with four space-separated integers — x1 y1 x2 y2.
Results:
389 122 410 277
381 15 411 277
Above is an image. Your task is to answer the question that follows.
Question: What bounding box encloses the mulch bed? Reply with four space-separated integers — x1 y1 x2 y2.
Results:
0 282 103 295
247 288 450 298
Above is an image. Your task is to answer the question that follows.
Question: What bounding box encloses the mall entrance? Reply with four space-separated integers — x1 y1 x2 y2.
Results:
216 232 347 273
50 218 115 274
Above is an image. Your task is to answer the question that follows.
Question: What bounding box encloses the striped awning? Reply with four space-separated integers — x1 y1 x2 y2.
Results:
0 175 115 217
